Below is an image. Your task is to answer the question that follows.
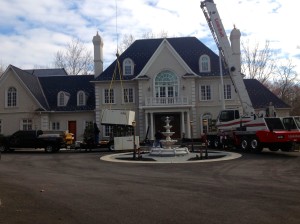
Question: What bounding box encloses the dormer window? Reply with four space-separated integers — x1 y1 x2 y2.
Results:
199 55 211 72
77 91 86 106
123 58 134 76
57 91 70 106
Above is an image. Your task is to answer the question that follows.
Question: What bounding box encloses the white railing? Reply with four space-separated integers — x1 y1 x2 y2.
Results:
145 97 189 106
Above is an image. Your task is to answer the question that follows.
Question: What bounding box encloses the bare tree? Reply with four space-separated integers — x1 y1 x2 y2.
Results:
241 40 277 84
118 34 135 54
271 59 298 104
0 61 7 76
289 85 300 115
54 38 93 75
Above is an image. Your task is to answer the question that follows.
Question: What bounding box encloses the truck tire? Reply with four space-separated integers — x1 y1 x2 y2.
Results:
249 137 263 153
281 143 293 152
53 147 60 153
45 145 54 153
0 145 5 152
269 146 279 152
214 139 220 149
240 137 249 151
109 144 114 151
0 145 10 152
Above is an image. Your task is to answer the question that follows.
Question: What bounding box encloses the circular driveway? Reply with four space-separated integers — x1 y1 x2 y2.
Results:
0 149 300 224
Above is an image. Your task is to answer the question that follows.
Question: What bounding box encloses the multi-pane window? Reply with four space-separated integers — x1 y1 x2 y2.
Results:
224 84 232 100
104 125 113 137
123 58 134 76
77 91 86 106
200 85 211 101
22 119 32 130
155 71 178 98
58 92 65 106
199 55 210 72
7 87 17 107
52 122 60 130
104 89 114 104
85 121 93 128
123 88 134 103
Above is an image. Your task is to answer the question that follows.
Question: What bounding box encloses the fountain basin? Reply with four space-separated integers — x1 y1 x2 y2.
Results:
149 146 189 157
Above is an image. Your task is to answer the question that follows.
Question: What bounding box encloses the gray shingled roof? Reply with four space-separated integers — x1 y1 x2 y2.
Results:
25 68 68 77
11 65 95 111
244 79 290 109
39 75 95 111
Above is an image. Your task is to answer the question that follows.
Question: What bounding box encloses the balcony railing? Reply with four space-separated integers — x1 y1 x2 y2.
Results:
145 97 189 106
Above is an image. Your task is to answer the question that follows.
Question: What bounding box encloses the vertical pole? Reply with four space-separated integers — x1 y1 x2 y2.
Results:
190 121 194 152
132 121 136 159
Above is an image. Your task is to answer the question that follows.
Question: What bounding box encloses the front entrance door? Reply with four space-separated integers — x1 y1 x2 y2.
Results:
154 113 181 139
68 121 76 140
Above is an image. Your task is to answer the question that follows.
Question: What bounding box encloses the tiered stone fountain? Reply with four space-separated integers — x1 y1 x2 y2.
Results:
149 116 189 157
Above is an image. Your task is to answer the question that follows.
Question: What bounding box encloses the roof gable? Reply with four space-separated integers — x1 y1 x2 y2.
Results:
9 65 49 110
135 39 196 79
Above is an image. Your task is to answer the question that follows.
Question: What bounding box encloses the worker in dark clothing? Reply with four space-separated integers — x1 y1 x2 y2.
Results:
94 123 100 145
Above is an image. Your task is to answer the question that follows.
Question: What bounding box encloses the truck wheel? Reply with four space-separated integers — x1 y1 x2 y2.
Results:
249 137 263 153
281 143 293 152
214 139 220 149
0 145 5 152
53 147 60 153
269 147 279 152
0 145 10 152
207 139 213 148
109 144 114 151
240 137 249 151
269 146 279 152
45 145 54 153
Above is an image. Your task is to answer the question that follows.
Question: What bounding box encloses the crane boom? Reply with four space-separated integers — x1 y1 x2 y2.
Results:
200 0 254 116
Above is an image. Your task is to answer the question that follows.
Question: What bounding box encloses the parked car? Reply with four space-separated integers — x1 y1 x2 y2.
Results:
0 130 65 153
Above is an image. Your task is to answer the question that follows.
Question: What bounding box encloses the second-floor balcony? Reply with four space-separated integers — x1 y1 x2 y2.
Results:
145 97 189 106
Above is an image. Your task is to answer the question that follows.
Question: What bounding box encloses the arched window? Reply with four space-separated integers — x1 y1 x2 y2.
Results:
123 58 134 76
7 87 17 107
155 71 178 98
199 55 211 72
77 91 86 106
57 91 70 106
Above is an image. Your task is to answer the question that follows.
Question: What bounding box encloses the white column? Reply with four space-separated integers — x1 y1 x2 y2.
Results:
181 111 185 138
200 114 203 135
145 112 149 138
150 112 154 140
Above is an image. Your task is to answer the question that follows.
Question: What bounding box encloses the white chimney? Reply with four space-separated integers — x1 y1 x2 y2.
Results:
93 32 103 78
230 26 241 72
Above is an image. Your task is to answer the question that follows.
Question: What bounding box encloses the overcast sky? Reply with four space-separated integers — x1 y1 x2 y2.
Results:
0 0 299 75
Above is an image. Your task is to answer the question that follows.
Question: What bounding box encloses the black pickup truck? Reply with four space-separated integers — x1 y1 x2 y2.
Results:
0 130 65 153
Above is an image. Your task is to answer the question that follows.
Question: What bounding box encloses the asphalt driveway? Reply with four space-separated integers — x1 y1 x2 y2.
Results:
0 149 299 224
